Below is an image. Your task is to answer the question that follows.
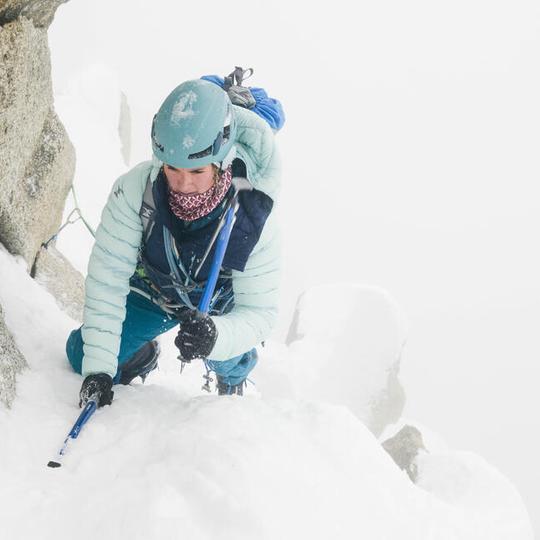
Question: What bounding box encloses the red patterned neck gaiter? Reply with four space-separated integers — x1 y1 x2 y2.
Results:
168 166 232 222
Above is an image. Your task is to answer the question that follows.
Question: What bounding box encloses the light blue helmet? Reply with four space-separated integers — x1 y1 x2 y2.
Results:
151 79 236 168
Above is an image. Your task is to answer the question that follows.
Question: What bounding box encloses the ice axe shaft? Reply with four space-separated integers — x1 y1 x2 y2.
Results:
197 177 251 315
197 204 236 315
47 398 98 468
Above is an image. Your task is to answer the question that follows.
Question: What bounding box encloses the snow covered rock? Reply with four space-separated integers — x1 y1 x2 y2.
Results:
0 302 27 408
0 16 75 269
284 284 407 436
415 431 534 537
32 244 84 322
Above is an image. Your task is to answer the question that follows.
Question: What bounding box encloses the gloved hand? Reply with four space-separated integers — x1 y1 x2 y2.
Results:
175 313 218 361
79 373 114 408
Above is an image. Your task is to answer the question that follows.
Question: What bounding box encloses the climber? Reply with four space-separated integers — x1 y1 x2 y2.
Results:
65 71 284 407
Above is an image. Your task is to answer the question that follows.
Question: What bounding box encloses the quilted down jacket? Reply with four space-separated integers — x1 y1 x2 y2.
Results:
81 105 281 378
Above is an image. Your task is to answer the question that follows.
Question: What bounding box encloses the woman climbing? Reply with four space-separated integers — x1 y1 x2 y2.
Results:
66 70 284 406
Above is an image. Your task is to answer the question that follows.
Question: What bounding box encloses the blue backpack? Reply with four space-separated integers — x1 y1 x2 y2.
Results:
201 67 285 132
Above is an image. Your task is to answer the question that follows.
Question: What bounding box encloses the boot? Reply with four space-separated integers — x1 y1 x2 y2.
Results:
119 340 160 385
216 377 245 396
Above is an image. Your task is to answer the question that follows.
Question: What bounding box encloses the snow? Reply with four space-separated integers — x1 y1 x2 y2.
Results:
0 246 534 539
0 5 531 535
171 90 198 124
0 64 534 533
288 285 404 404
254 284 407 436
183 134 195 149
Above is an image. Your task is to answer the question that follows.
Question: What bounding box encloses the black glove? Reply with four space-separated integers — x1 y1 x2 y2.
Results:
79 373 114 408
175 313 218 361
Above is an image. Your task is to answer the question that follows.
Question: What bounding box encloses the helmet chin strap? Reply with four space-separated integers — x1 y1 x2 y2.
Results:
214 146 236 172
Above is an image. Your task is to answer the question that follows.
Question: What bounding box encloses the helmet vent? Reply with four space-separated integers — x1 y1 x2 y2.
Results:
188 123 231 160
151 115 164 152
188 145 213 160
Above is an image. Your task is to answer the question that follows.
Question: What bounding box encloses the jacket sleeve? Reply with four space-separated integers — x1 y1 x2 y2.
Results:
209 211 281 360
81 164 148 378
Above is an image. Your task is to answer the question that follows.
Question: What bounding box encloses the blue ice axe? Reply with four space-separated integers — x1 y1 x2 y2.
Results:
192 197 236 391
196 177 250 316
188 178 249 391
47 398 98 468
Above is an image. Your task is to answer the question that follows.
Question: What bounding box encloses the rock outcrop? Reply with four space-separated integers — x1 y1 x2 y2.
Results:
0 0 77 407
0 15 75 268
0 303 27 408
0 0 68 28
382 425 426 482
32 244 84 322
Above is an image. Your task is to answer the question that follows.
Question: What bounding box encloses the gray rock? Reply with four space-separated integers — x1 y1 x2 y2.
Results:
285 302 301 346
0 0 68 29
0 303 27 408
0 10 75 408
370 362 407 437
0 18 51 176
382 425 426 482
0 17 75 269
32 244 84 322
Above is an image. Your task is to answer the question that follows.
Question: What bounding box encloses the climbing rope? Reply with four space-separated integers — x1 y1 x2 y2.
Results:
42 184 96 248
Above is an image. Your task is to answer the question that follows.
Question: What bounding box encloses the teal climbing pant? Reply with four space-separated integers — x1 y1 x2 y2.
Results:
66 290 257 386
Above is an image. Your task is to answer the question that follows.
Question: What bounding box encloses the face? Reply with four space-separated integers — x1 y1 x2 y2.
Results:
163 164 216 194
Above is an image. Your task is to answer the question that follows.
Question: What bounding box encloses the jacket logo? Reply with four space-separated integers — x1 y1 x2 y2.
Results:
114 186 124 198
141 204 154 219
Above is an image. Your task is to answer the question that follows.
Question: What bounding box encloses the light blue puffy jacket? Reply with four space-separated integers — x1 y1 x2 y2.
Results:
81 106 281 378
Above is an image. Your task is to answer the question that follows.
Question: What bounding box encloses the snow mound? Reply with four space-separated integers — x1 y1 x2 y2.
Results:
0 250 533 540
259 284 407 435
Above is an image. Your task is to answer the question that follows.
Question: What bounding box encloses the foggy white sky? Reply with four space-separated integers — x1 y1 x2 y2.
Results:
49 0 540 530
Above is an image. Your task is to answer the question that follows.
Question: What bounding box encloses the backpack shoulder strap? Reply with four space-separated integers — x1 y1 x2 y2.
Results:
232 156 248 179
139 174 156 245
